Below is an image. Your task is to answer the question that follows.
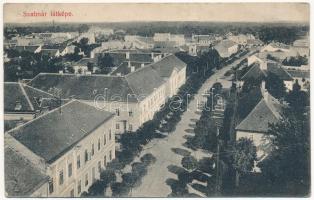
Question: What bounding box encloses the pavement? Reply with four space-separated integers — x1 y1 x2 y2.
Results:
127 51 255 197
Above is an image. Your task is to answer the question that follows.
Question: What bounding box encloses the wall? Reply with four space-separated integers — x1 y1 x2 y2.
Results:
47 117 115 197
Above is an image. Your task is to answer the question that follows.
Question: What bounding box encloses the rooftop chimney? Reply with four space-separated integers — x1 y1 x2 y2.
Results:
128 61 131 68
126 52 130 59
131 66 135 72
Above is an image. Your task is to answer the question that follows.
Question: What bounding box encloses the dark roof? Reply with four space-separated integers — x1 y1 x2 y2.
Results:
73 57 97 66
4 83 33 113
125 65 166 97
42 44 67 52
236 93 282 133
8 100 114 163
241 63 267 81
267 62 293 81
241 62 293 81
28 74 137 102
4 82 55 113
149 54 187 78
5 147 48 197
14 45 40 53
286 69 310 78
41 49 59 57
110 62 142 76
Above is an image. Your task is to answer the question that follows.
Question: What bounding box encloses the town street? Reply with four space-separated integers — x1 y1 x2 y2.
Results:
129 51 253 197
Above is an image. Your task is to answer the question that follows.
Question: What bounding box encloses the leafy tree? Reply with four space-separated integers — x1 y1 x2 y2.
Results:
181 156 198 171
265 72 287 99
100 169 116 186
87 180 105 197
98 53 115 73
232 138 257 187
122 172 141 189
131 162 148 177
111 182 130 197
140 153 157 166
258 107 310 196
285 80 309 116
282 55 308 66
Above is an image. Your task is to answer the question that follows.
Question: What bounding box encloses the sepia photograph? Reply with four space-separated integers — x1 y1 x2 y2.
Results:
2 2 311 198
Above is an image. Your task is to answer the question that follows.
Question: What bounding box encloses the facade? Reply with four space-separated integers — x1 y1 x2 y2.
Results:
6 100 116 197
153 33 171 42
228 34 255 45
261 42 290 53
191 34 213 45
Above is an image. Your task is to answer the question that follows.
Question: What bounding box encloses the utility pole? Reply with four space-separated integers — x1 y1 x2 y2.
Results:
215 126 221 195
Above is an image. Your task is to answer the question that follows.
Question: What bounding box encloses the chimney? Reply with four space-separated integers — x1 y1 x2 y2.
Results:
261 80 269 103
128 61 131 68
260 61 267 71
151 52 154 59
141 63 145 68
126 52 130 59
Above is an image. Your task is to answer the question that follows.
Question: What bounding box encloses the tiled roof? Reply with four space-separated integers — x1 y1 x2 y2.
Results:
8 100 114 163
149 54 187 78
14 45 40 53
4 82 55 113
236 93 282 133
241 63 267 81
241 62 293 81
28 73 138 102
5 147 48 197
286 69 310 79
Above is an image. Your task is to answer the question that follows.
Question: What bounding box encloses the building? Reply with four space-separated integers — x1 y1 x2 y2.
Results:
241 61 294 90
41 49 60 58
5 100 116 197
70 58 97 74
214 40 239 58
5 146 49 197
124 35 155 49
188 44 211 56
284 65 310 91
170 34 186 46
228 34 255 45
236 84 283 172
153 33 171 42
261 42 290 53
4 82 58 123
28 55 186 134
191 34 213 46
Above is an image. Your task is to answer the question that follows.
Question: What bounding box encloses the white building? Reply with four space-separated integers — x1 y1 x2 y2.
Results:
5 100 116 197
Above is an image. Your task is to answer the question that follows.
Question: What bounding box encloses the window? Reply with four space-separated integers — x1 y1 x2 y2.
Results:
116 123 120 130
129 124 133 131
98 138 101 151
109 151 112 161
129 111 133 117
48 178 54 194
77 180 81 195
104 156 107 166
68 163 72 177
104 134 107 145
109 130 112 140
91 144 95 156
115 108 120 116
85 173 89 186
98 161 102 173
85 150 88 163
70 189 74 197
59 170 64 185
77 155 81 169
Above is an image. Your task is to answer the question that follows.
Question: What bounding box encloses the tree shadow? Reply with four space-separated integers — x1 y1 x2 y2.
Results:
171 148 191 157
185 129 194 133
167 165 188 175
188 123 196 128
190 118 199 122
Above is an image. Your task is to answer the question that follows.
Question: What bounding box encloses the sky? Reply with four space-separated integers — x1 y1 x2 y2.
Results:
4 3 309 24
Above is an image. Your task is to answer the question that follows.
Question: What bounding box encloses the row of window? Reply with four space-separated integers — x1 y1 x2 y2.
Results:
115 109 133 117
115 123 133 131
48 130 113 194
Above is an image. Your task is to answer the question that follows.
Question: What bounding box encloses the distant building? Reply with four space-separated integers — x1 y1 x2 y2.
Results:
5 100 116 197
214 40 239 58
284 66 310 91
41 48 60 58
153 33 171 42
261 42 290 53
228 34 255 45
191 34 214 46
14 45 42 54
